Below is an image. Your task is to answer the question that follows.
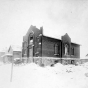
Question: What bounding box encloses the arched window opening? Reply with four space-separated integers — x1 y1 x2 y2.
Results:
71 48 74 55
54 44 59 55
29 34 33 44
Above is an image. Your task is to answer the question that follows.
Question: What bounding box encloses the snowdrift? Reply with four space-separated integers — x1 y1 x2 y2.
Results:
0 61 88 88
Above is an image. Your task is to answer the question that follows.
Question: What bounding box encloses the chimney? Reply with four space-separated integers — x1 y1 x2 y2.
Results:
40 26 43 34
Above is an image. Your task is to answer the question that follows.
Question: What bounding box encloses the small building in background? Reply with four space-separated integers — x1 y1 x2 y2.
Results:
0 51 5 62
22 25 80 65
1 53 13 63
8 45 22 59
2 45 22 63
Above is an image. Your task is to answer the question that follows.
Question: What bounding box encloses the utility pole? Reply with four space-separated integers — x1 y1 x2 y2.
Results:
10 56 14 82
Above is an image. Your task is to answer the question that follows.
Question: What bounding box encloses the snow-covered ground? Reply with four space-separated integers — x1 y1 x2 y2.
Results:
0 61 88 88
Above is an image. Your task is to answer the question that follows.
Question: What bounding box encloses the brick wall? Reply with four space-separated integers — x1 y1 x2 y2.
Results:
22 25 43 58
42 36 62 58
70 43 80 58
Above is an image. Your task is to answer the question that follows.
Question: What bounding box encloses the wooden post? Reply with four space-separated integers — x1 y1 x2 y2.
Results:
10 56 14 82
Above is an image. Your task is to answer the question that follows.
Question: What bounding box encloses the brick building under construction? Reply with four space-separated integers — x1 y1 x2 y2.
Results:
22 25 80 65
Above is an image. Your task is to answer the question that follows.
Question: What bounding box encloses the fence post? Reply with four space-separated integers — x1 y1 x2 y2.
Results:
10 56 14 82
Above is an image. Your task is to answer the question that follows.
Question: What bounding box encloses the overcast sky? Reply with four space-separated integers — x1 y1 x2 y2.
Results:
0 0 88 58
